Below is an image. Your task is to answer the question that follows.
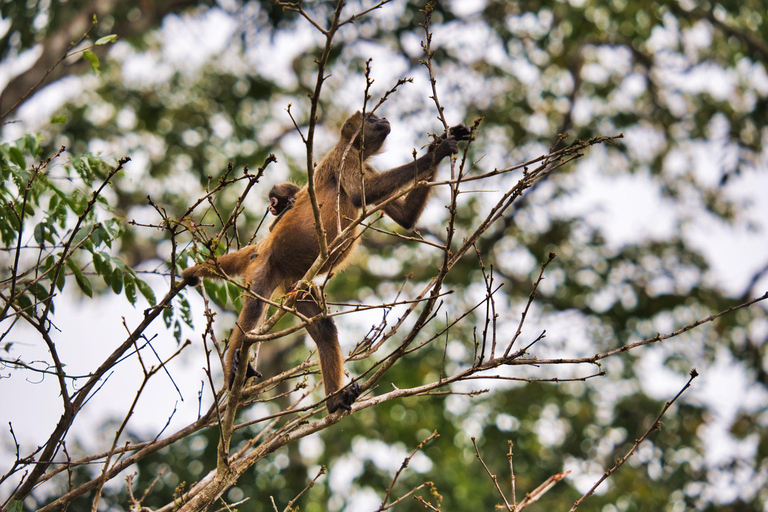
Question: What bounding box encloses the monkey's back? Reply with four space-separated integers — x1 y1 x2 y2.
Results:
268 182 359 280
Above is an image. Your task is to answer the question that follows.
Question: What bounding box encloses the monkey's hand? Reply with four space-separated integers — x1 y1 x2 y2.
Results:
448 124 471 142
181 266 201 286
431 124 471 160
327 382 361 413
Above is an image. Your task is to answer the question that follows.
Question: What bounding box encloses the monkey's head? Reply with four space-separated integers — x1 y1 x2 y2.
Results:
341 111 391 157
268 182 301 216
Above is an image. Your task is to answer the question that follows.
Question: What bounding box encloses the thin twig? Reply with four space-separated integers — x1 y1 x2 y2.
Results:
568 369 699 512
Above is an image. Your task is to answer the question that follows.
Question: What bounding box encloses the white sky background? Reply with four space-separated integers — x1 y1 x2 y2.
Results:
1 0 768 507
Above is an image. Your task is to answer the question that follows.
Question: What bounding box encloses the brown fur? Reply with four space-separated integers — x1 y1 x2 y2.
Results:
183 112 468 413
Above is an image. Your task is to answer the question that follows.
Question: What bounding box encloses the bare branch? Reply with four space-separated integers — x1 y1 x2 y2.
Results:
568 369 699 511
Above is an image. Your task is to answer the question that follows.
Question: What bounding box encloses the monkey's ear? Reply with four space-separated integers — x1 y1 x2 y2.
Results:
341 111 364 140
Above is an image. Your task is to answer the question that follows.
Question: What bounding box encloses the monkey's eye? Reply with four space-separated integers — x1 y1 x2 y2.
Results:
270 197 279 207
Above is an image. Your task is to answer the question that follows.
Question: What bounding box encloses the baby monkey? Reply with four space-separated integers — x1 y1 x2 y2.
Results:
268 182 300 231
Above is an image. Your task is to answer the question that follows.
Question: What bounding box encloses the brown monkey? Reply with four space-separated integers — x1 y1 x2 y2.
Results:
267 182 300 231
183 112 469 413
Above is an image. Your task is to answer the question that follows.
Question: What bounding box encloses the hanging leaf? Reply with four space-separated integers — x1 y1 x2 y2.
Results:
33 222 45 244
217 282 228 307
8 146 26 169
178 294 193 328
173 319 182 344
83 50 100 75
162 303 172 328
111 268 123 294
66 258 93 297
136 279 156 306
204 280 218 306
124 274 136 305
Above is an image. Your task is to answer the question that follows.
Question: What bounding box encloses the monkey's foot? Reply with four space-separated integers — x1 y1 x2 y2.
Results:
228 348 263 388
246 364 263 380
326 382 362 413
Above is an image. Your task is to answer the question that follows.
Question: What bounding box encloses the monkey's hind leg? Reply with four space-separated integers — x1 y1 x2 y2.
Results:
226 269 279 389
295 293 361 413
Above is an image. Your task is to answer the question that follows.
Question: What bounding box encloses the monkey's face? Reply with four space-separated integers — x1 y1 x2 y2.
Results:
361 114 390 156
341 111 390 155
268 196 280 216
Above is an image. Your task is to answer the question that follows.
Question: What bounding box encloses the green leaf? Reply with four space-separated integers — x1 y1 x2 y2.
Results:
16 292 32 311
83 50 100 75
8 146 25 169
92 251 104 274
66 258 93 297
30 282 48 301
173 319 182 344
25 134 41 157
111 268 123 294
178 294 193 328
162 303 172 328
8 499 22 512
103 219 123 240
95 34 118 45
30 283 51 311
110 256 125 275
55 259 66 291
72 221 95 249
93 252 112 285
204 280 218 306
51 115 67 124
217 282 228 307
136 279 156 306
91 225 104 247
124 274 136 305
34 222 45 244
228 281 243 309
52 186 76 212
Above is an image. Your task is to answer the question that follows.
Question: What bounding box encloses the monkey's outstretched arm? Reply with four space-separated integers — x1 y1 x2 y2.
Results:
341 125 469 208
341 139 452 207
383 179 435 230
182 245 259 285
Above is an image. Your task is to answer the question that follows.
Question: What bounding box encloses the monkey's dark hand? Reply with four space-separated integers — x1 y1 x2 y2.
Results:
181 266 201 286
434 137 460 160
431 124 471 160
448 124 471 142
327 382 361 413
